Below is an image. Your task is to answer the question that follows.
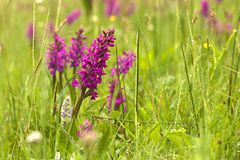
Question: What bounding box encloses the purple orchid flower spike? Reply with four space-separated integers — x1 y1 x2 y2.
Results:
46 33 67 76
72 29 116 100
111 50 136 77
201 0 209 17
26 22 34 41
68 28 87 68
107 80 126 112
66 9 81 25
104 0 120 16
107 51 136 112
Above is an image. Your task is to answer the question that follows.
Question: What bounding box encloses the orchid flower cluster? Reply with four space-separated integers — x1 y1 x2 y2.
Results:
66 10 81 25
46 33 67 76
46 25 137 149
46 27 136 119
107 51 136 112
72 29 115 100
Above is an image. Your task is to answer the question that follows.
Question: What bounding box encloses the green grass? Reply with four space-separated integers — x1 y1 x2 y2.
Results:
0 0 240 159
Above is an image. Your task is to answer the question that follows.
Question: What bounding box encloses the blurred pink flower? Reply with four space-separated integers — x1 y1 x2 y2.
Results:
77 120 97 146
201 0 209 17
104 0 120 16
226 23 233 33
77 120 93 137
47 21 55 35
26 22 34 41
66 10 81 25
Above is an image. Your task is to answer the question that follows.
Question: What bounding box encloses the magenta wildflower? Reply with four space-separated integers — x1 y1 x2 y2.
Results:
111 51 136 77
68 29 87 68
104 0 120 16
72 79 81 88
66 10 81 25
46 33 67 76
107 51 136 112
107 80 126 112
201 0 209 17
73 29 115 100
26 22 34 41
77 120 93 138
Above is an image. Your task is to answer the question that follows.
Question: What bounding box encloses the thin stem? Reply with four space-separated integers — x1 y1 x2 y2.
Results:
115 45 126 138
56 19 67 33
228 15 240 115
59 72 63 91
232 15 240 88
135 29 140 154
32 1 36 67
55 0 62 30
64 117 76 156
180 43 199 135
115 45 125 117
65 90 86 156
81 114 182 125
73 88 86 118
73 68 76 76
52 75 57 116
73 97 83 118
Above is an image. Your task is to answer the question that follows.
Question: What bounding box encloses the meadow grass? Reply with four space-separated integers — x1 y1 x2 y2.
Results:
0 0 240 159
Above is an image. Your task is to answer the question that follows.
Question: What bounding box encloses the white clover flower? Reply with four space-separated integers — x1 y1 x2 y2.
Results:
26 131 43 143
55 151 61 160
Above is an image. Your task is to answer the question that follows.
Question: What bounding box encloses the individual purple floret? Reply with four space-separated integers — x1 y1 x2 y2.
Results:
68 29 87 68
201 0 209 17
72 79 81 88
73 29 115 100
104 0 120 16
66 10 81 25
46 33 67 76
111 51 136 77
77 120 93 138
26 22 34 41
107 80 126 112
